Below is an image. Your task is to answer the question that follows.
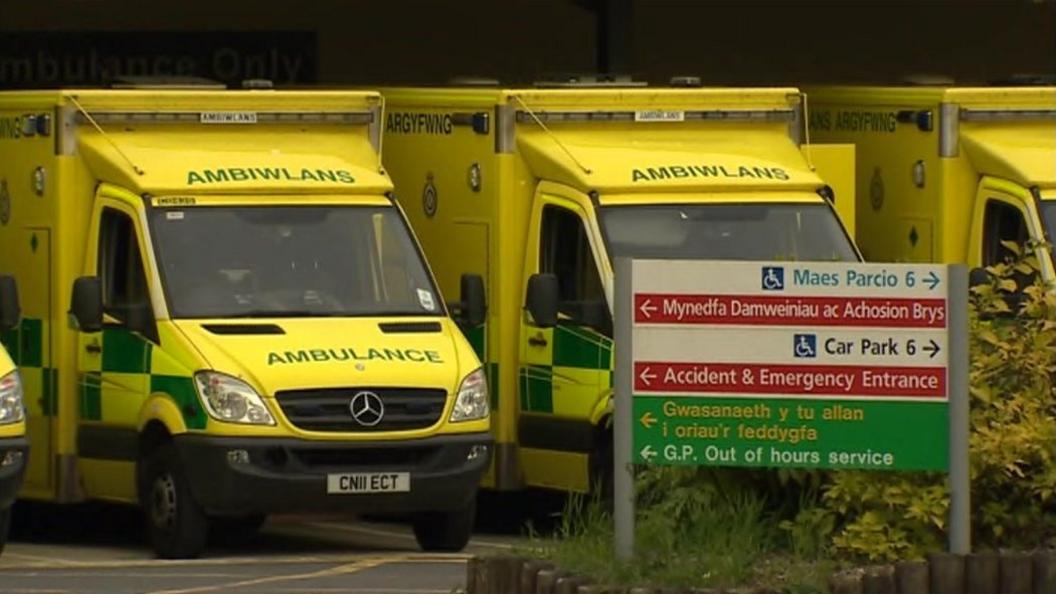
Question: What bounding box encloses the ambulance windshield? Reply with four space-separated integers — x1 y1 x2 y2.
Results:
600 203 857 262
149 205 442 319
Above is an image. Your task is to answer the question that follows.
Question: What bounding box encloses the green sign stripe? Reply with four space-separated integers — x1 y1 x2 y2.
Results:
518 366 554 413
464 323 485 360
634 397 948 471
561 323 610 346
486 362 499 410
42 367 57 416
80 372 102 421
520 364 552 381
19 318 43 368
553 324 612 370
151 374 206 430
0 327 16 364
518 371 530 411
102 328 152 374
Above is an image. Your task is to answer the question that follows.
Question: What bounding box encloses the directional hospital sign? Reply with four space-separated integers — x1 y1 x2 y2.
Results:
624 260 953 471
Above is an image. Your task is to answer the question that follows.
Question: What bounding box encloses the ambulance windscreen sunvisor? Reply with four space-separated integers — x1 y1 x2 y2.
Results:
148 205 442 319
599 203 858 262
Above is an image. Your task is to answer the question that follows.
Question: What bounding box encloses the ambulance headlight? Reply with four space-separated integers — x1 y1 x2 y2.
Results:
194 372 275 426
0 371 25 425
450 368 489 422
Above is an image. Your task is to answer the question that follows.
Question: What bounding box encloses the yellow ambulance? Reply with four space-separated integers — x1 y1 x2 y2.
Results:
0 88 491 558
380 81 861 496
0 274 27 556
805 84 1056 282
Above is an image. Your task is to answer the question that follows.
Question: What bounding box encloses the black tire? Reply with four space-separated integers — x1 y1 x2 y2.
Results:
0 506 10 557
140 443 210 559
210 514 266 547
412 500 475 552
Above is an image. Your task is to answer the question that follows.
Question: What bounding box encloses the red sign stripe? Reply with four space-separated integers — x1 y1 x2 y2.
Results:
634 294 947 328
633 362 946 398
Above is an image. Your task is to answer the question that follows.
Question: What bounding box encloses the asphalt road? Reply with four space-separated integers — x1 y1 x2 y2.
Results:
0 559 468 594
0 497 549 594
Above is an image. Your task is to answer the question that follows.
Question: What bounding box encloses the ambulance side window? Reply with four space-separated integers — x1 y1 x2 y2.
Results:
982 200 1037 290
982 200 1029 267
539 205 611 336
98 208 156 341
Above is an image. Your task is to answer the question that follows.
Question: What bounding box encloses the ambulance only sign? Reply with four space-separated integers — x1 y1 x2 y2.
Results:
622 260 955 472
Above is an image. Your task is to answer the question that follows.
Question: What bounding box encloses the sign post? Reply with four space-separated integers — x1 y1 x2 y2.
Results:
947 265 970 554
614 258 635 560
613 259 967 559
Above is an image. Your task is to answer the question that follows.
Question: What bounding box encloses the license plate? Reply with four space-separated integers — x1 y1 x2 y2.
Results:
326 472 410 494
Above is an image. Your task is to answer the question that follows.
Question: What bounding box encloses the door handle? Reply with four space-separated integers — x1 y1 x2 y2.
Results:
85 343 102 354
528 335 548 347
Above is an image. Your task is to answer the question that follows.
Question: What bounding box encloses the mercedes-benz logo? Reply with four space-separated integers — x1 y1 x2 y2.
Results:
349 391 384 427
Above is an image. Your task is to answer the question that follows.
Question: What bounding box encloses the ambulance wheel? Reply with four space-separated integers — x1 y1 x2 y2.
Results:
412 500 475 552
0 506 10 557
141 443 210 559
210 514 266 546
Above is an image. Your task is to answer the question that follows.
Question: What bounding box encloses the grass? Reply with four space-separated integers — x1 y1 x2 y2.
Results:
519 469 840 592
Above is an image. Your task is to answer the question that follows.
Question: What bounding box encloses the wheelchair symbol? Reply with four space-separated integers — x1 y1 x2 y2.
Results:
762 266 785 290
794 334 817 358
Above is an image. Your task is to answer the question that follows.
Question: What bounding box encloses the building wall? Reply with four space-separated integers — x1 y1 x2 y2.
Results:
634 1 1056 86
0 0 1051 88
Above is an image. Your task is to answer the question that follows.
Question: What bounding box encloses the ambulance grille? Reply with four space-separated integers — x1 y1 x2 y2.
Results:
291 446 439 468
275 388 448 432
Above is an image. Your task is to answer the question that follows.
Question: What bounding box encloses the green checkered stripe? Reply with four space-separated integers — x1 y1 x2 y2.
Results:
78 327 206 430
1 318 58 415
464 322 499 411
518 323 613 413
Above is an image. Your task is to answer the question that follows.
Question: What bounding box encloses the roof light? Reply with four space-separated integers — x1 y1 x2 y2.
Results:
35 113 52 136
76 111 374 125
669 76 703 88
514 109 795 124
20 115 36 137
241 79 274 89
959 109 1056 122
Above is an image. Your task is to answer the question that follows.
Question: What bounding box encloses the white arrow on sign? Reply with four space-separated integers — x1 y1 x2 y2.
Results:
640 445 657 461
638 367 657 386
638 298 658 318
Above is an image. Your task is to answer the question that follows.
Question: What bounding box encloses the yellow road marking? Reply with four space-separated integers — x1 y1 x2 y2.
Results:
143 556 402 594
0 572 241 578
1 552 86 566
303 521 514 550
264 583 449 587
387 557 472 563
0 551 472 573
0 554 377 572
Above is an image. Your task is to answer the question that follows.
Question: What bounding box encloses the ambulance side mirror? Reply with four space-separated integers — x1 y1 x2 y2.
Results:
0 275 20 333
70 277 103 333
526 273 559 328
459 274 487 328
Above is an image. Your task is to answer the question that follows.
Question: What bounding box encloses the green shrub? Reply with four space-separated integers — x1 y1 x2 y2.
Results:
822 246 1056 561
534 246 1056 576
528 467 833 591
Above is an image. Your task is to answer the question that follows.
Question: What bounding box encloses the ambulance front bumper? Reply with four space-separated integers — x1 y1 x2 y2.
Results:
174 432 491 516
0 436 28 508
